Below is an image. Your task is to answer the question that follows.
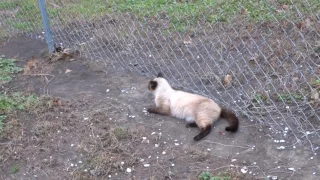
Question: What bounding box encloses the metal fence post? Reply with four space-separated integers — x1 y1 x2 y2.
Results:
38 0 54 53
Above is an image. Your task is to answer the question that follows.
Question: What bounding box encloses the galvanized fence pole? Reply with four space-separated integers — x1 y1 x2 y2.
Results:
38 0 54 53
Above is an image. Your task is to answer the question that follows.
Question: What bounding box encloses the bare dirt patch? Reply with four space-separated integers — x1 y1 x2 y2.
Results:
0 36 319 180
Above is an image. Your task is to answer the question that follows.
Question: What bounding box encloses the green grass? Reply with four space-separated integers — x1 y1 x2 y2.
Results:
0 57 39 134
253 93 269 104
0 57 24 86
276 93 305 103
0 115 6 133
198 171 231 180
0 0 319 33
311 79 320 87
113 127 129 140
0 93 39 113
11 164 19 173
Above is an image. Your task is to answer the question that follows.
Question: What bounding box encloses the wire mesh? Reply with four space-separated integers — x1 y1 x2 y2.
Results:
0 0 319 150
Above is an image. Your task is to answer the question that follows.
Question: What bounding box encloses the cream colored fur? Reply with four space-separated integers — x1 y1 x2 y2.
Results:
151 77 221 129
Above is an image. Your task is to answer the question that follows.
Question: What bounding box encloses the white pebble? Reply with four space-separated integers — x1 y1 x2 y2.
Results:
121 161 124 165
241 166 248 174
171 164 175 167
231 159 237 162
71 144 74 147
126 168 132 173
144 164 150 167
155 144 159 147
106 89 109 92
162 151 166 155
288 167 295 171
151 132 156 135
174 143 179 146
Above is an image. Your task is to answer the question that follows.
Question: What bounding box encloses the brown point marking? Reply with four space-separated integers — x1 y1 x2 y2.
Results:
193 125 211 141
220 108 239 132
148 80 158 91
186 122 198 128
157 72 164 78
147 106 170 116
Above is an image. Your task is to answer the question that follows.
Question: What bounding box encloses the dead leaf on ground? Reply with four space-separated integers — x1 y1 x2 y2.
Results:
24 57 39 75
296 18 311 30
65 69 72 74
281 4 289 9
311 89 319 104
224 74 233 87
53 99 62 106
240 8 248 15
183 36 192 45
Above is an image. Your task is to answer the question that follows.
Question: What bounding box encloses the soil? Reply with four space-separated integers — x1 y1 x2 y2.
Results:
0 35 319 180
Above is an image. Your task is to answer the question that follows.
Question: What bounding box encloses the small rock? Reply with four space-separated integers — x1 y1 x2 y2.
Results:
231 159 237 162
144 164 150 167
126 168 132 173
288 167 295 171
241 166 248 174
272 176 278 180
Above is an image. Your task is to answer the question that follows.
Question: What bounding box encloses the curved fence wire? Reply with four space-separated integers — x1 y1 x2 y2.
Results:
0 0 319 150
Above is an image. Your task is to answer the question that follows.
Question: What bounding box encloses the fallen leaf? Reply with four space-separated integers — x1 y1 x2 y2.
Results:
65 69 72 73
183 36 192 45
53 99 62 106
24 57 38 75
312 89 319 102
240 8 248 15
296 18 311 30
281 4 289 9
224 74 232 87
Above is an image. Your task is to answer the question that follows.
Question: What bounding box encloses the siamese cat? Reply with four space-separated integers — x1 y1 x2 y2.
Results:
147 73 239 141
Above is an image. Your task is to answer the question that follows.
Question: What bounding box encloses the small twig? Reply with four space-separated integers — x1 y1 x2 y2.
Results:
203 140 251 149
26 73 54 77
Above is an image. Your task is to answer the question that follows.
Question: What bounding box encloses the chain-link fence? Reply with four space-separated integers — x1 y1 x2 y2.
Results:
1 0 319 150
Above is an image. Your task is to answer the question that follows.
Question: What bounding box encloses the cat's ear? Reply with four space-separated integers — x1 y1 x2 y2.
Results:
157 72 164 78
